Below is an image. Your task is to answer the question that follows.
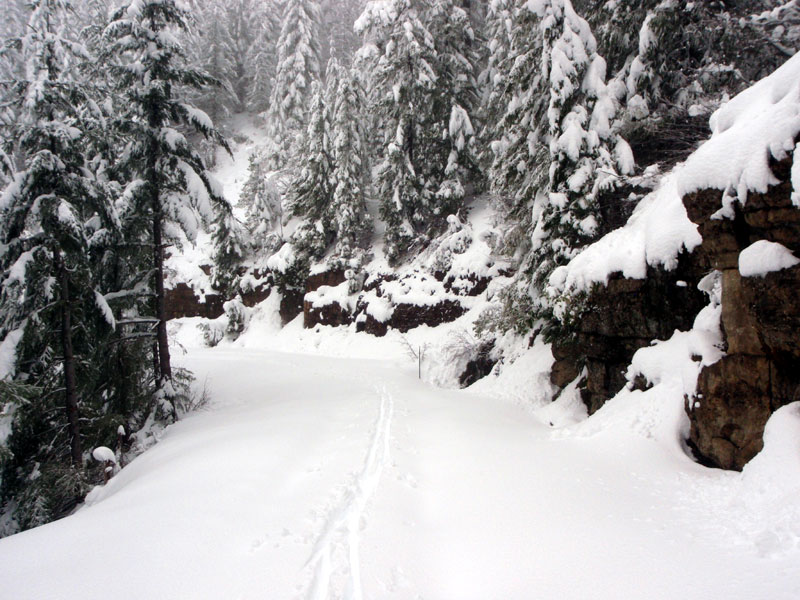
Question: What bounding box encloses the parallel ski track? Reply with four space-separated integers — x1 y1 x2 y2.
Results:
303 386 394 600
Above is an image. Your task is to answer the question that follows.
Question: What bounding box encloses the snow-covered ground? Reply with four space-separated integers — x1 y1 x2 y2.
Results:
1 329 799 599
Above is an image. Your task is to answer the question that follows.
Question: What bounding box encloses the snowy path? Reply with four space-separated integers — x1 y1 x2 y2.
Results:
0 346 799 600
304 386 393 600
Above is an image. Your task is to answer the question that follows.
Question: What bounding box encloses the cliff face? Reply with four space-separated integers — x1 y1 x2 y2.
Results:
550 151 800 470
684 154 800 470
550 260 707 415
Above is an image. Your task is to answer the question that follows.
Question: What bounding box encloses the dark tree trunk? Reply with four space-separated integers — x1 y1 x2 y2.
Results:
146 125 172 389
152 207 172 384
58 255 82 467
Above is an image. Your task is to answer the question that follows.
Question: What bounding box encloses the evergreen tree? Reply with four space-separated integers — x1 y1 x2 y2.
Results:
243 0 280 113
185 2 238 125
242 151 283 244
266 0 322 170
0 0 28 82
479 0 514 164
102 0 232 407
0 0 120 529
486 0 633 333
356 0 480 264
329 66 370 261
288 80 333 260
211 209 248 293
319 0 364 66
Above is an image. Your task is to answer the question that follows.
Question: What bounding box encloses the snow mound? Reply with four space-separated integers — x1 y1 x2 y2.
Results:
739 240 800 277
682 403 800 559
555 298 722 454
92 446 116 464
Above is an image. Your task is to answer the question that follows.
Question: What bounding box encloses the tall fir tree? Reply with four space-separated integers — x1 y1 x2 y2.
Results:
102 0 232 408
0 0 121 530
185 2 238 125
329 66 370 261
266 0 322 170
242 151 283 253
356 0 480 264
243 0 280 113
486 0 633 333
288 80 333 260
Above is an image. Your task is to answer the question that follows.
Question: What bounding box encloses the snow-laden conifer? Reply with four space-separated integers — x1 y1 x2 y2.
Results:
102 0 232 406
243 0 280 113
356 0 479 264
288 80 333 260
266 0 322 170
0 0 120 530
486 0 633 333
242 151 283 254
329 66 370 262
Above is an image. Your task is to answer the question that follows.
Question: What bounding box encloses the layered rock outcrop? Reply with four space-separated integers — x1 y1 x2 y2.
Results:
684 154 800 470
305 270 468 334
550 151 800 470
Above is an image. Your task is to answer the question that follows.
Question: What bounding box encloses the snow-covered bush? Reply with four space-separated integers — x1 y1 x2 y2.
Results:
199 319 226 348
224 296 249 340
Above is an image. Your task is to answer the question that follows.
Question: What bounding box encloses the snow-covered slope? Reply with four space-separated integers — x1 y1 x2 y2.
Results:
0 339 798 599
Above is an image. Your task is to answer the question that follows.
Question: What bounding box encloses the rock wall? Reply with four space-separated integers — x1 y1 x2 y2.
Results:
165 283 225 320
683 154 800 470
302 269 347 327
550 151 800 470
165 268 272 321
550 260 707 414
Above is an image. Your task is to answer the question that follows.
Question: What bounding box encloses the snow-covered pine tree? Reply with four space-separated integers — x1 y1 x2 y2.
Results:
0 0 28 82
184 2 238 126
319 0 364 67
103 0 232 408
243 0 280 113
266 0 322 170
210 208 248 293
356 0 480 264
242 151 283 253
288 80 333 260
0 0 120 530
329 66 370 261
479 0 514 165
486 0 633 334
428 0 482 193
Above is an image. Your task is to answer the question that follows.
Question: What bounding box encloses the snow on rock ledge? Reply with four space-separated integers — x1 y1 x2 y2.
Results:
551 51 800 295
739 240 800 277
549 172 702 293
680 52 800 202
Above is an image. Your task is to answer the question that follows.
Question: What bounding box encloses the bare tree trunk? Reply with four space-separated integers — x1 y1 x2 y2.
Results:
58 254 82 467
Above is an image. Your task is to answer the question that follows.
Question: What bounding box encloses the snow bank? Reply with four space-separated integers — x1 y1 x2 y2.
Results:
550 172 702 291
555 292 723 457
551 52 800 294
680 52 800 202
681 402 800 560
739 240 800 277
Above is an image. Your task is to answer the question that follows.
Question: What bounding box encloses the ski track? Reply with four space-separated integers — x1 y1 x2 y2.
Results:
303 386 394 600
